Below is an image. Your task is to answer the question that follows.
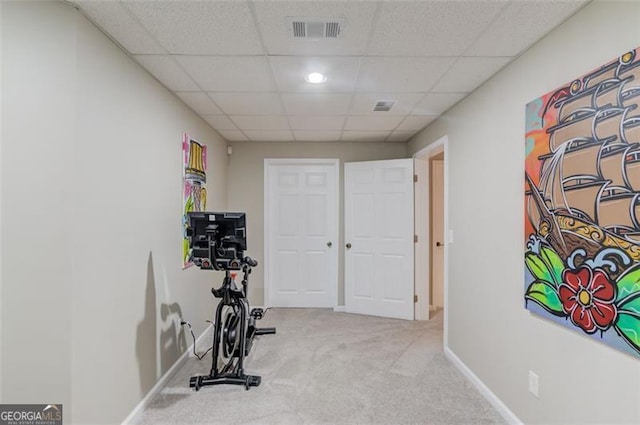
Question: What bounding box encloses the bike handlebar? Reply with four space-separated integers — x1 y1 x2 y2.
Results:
244 256 258 267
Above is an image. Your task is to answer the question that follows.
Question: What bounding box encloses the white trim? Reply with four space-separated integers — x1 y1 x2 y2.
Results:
263 158 340 309
413 136 449 345
333 305 345 313
444 347 523 425
121 323 213 425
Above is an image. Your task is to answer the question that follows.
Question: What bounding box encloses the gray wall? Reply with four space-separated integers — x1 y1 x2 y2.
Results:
0 0 3 403
227 141 407 306
2 1 75 412
408 1 640 423
1 2 228 423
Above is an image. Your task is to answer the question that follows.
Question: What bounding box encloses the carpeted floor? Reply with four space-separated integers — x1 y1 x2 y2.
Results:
135 308 505 425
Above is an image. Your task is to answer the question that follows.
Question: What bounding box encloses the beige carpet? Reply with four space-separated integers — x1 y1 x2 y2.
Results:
135 308 505 425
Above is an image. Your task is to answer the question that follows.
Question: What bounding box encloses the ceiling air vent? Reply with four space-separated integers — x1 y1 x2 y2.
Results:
373 101 396 112
287 18 344 39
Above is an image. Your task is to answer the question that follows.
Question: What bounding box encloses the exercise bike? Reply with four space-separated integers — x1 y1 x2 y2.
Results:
185 212 275 391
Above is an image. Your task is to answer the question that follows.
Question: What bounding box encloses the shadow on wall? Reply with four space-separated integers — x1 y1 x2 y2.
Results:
135 252 158 397
135 252 187 398
159 302 187 375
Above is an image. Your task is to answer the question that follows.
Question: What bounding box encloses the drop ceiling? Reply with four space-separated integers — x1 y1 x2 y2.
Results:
71 0 589 143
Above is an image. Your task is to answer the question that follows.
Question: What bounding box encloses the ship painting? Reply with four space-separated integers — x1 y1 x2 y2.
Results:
525 48 640 358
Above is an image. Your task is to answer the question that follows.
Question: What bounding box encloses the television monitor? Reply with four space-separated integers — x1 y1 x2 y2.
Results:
186 212 246 270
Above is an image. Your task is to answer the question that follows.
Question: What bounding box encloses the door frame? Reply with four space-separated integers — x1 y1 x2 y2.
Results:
263 158 340 308
413 136 449 343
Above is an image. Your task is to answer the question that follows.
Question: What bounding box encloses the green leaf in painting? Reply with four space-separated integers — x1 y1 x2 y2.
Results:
616 263 640 303
525 280 564 315
540 246 564 286
614 310 640 354
618 292 640 314
525 252 554 286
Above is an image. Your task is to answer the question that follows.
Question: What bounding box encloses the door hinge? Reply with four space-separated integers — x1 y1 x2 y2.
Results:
414 294 418 303
413 174 418 183
414 235 418 243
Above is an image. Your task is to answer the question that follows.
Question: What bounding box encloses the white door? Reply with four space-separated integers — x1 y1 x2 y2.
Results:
345 159 414 320
265 159 338 308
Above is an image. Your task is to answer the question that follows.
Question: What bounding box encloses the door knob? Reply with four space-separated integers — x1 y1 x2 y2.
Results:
436 242 443 247
346 243 352 249
327 241 332 247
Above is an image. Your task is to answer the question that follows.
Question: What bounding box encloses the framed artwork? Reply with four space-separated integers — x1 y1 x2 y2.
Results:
182 134 207 269
525 47 640 358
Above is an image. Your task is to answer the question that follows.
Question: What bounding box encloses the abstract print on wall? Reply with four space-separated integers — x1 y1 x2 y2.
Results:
182 134 207 269
525 48 640 358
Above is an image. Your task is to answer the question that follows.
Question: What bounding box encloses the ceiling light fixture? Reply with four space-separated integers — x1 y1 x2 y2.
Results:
305 72 327 84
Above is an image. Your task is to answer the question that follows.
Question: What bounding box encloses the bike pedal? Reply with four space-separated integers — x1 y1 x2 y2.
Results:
250 308 264 320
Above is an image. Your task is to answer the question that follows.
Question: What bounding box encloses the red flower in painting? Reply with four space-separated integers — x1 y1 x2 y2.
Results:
558 266 617 334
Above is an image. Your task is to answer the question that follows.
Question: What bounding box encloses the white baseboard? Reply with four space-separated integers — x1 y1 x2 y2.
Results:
333 305 345 312
121 323 213 425
444 346 522 425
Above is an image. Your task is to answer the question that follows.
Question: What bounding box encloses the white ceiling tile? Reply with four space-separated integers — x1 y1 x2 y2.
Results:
229 115 290 131
244 131 294 142
293 131 342 142
288 116 345 131
432 57 512 93
209 93 283 116
73 0 587 145
252 1 378 56
270 56 360 93
282 94 351 116
466 1 589 57
175 92 222 115
357 57 455 92
344 116 403 131
122 1 263 55
367 1 506 56
387 131 417 142
134 55 199 91
349 93 424 116
176 56 275 92
202 115 238 131
412 93 467 115
397 116 437 132
76 1 165 54
341 131 390 142
218 130 248 142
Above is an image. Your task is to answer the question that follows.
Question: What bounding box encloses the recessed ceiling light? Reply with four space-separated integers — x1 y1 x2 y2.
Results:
305 72 327 84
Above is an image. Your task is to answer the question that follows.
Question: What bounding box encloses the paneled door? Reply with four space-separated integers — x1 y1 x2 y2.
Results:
344 159 414 320
265 159 338 307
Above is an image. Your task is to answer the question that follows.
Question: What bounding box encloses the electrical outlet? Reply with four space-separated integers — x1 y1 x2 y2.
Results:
529 371 539 398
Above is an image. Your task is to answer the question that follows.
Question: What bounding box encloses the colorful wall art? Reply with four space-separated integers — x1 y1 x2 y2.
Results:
182 134 207 269
525 48 640 358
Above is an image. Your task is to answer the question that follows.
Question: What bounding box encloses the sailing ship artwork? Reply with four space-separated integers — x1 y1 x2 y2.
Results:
525 47 640 358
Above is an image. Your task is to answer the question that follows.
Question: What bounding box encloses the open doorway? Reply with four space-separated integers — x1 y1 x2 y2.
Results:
414 136 448 336
429 152 445 317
